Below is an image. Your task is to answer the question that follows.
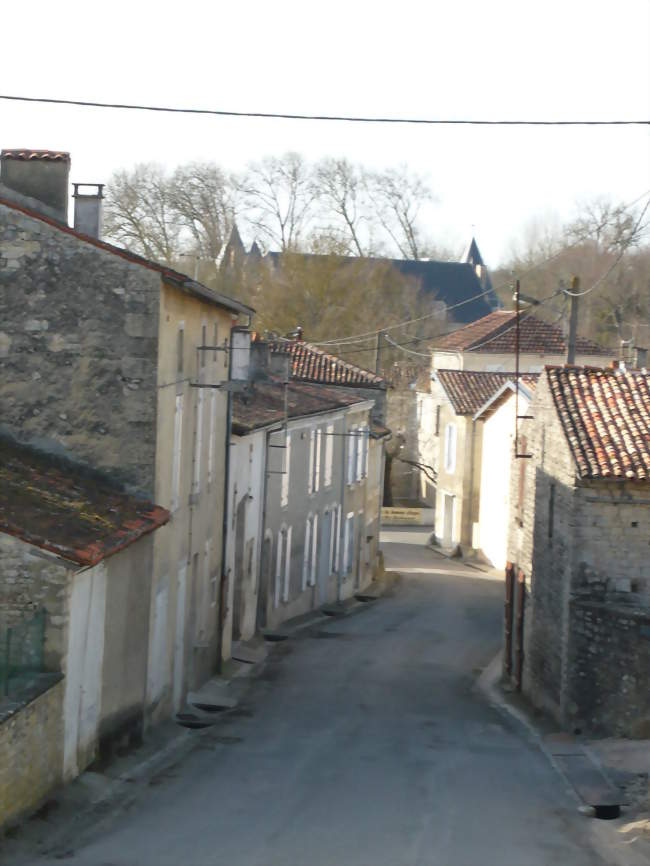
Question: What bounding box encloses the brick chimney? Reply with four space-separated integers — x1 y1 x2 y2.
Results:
0 149 70 222
73 183 104 238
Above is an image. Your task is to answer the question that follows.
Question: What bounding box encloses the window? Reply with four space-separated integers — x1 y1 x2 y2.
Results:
192 388 204 495
177 324 184 375
444 423 456 474
328 507 337 575
343 513 355 575
324 424 334 487
281 433 291 507
171 394 183 511
435 405 441 436
275 526 292 606
207 389 216 487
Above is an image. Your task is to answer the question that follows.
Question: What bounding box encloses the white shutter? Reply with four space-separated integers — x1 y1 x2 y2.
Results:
356 428 363 481
283 526 292 602
192 389 204 494
324 424 334 487
363 429 369 479
308 429 315 494
347 430 354 484
171 395 184 511
302 519 311 590
314 429 322 492
207 390 216 485
310 514 318 586
281 433 291 506
275 530 283 608
334 505 342 573
329 509 336 574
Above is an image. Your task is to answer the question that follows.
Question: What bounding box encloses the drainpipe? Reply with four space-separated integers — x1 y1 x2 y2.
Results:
216 328 234 673
255 427 273 631
467 418 477 552
337 413 348 602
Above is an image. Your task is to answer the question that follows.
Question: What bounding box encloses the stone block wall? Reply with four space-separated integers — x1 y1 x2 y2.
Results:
567 600 650 736
0 204 161 497
0 534 71 671
0 678 64 828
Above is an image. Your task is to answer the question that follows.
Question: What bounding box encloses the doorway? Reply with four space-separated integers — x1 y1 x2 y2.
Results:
442 494 454 547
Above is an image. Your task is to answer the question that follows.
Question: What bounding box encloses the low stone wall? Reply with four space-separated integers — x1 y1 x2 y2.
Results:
0 677 64 829
567 599 650 737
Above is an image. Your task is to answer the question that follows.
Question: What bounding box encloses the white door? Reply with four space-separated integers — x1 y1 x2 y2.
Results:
173 564 187 712
443 494 454 547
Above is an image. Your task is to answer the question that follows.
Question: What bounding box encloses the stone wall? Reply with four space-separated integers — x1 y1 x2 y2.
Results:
0 534 72 671
0 678 64 828
0 204 161 497
567 600 650 737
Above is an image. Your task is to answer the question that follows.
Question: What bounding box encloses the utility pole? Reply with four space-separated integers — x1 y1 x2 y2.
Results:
567 276 580 365
374 330 383 375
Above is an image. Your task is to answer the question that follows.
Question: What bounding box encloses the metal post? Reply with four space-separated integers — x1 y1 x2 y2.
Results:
4 627 12 697
567 276 580 365
374 331 383 376
515 279 520 456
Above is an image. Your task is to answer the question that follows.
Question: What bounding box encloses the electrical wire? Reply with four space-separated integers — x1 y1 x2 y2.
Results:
1 94 648 125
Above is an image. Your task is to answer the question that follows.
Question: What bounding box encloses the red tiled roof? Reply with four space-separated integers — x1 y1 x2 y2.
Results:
270 340 384 388
0 194 254 317
233 378 368 434
0 438 169 566
547 366 650 481
1 149 70 162
434 310 608 355
435 369 538 415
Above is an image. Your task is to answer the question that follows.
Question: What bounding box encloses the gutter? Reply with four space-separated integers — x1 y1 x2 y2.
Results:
217 328 235 672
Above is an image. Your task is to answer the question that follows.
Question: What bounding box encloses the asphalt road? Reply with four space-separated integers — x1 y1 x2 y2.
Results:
27 529 610 866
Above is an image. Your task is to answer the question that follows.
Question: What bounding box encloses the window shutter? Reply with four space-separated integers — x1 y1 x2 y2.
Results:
308 429 315 494
314 429 322 492
281 433 291 506
310 514 318 586
302 519 311 590
324 424 334 487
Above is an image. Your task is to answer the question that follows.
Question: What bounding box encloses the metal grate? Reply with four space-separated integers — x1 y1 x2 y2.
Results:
0 609 46 697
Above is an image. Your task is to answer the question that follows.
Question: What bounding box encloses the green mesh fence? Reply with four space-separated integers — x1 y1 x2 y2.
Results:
0 609 46 697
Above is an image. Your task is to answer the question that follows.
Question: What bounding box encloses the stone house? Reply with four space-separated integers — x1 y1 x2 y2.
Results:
0 149 254 725
427 369 536 551
414 309 610 523
0 436 169 826
226 340 388 643
506 365 650 737
473 378 537 569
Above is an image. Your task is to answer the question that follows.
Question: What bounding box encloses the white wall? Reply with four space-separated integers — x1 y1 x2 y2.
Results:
62 562 106 780
477 391 530 569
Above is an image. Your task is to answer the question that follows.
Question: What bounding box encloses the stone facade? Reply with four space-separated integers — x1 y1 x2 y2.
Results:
506 375 650 735
0 679 64 828
0 203 161 496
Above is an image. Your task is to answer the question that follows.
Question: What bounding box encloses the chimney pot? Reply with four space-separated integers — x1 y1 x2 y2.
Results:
0 149 70 222
72 183 104 238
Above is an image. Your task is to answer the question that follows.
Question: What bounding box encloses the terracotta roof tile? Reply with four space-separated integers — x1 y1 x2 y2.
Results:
436 369 538 415
0 438 169 566
547 366 650 481
1 149 70 162
434 310 608 355
269 340 384 388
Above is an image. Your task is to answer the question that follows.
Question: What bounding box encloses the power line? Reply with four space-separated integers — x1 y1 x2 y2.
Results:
1 94 648 126
312 189 650 347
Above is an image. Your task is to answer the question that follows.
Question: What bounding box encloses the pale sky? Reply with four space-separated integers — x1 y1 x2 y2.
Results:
1 0 648 265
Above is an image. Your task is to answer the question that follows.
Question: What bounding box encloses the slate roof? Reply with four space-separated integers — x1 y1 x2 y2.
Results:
265 251 498 323
232 378 369 434
434 310 608 355
435 369 538 416
270 339 385 388
0 438 169 566
546 366 650 481
0 194 254 317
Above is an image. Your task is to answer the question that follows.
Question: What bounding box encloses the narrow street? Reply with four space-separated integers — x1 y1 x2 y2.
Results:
23 530 608 866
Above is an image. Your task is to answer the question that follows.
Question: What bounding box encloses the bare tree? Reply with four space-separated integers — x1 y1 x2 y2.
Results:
313 158 369 256
366 165 437 260
240 152 317 251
